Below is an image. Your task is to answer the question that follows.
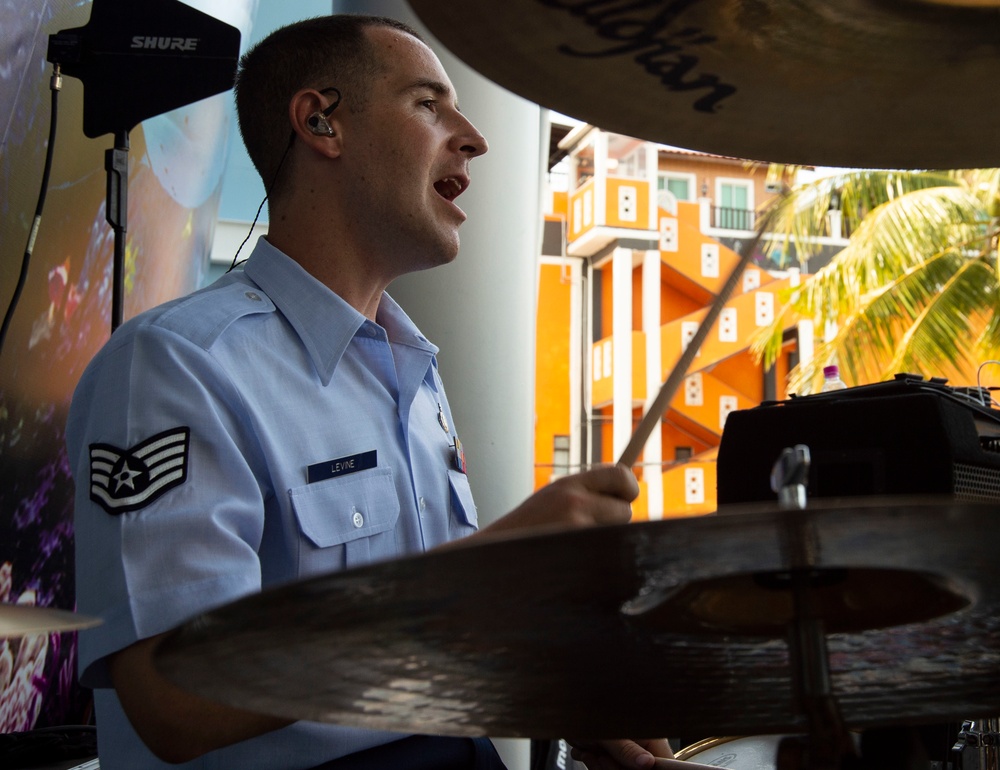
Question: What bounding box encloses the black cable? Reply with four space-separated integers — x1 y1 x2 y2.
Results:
228 86 342 272
0 65 62 360
226 134 289 273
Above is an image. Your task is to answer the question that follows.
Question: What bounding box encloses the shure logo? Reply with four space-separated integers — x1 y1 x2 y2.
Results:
130 36 200 51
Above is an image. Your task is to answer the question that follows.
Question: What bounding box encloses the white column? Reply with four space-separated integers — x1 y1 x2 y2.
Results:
583 260 596 469
645 141 659 230
699 196 712 232
641 250 663 519
826 209 843 240
612 247 633 462
593 131 608 228
568 258 583 472
798 319 815 368
335 4 539 767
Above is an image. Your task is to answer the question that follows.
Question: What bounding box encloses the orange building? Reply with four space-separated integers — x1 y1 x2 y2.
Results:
534 126 817 519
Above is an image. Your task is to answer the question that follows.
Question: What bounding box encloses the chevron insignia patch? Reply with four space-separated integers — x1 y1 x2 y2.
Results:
88 427 190 515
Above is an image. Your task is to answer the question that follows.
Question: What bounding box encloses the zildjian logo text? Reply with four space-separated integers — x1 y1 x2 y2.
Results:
536 0 736 113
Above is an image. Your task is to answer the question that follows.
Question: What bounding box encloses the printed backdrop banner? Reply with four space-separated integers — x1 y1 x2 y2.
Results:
0 0 252 732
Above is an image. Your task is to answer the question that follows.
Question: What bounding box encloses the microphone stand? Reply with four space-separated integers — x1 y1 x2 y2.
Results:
46 0 241 333
105 128 129 332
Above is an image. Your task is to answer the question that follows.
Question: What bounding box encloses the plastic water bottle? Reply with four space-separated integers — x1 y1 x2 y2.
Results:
821 364 848 392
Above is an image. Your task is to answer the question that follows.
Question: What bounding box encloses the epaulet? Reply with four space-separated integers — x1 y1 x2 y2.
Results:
155 282 276 349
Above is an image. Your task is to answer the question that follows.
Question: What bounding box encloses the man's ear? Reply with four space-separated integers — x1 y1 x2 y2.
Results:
289 88 343 157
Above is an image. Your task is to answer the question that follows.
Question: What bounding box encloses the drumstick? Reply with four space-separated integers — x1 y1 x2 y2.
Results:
618 203 782 469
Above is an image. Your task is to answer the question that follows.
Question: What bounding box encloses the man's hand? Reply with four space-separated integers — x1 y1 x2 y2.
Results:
476 464 638 538
569 738 674 769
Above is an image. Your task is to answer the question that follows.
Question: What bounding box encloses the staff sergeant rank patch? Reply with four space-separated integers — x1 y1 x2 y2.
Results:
89 427 190 515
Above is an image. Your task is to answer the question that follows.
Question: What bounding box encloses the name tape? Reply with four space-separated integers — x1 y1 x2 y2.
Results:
307 450 377 484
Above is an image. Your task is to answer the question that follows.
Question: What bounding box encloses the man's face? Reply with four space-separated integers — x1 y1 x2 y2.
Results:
339 26 489 274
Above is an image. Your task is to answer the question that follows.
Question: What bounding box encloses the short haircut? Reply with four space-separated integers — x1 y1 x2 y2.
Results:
234 14 423 202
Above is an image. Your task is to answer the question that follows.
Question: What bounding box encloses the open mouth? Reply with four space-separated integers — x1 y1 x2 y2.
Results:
433 176 468 202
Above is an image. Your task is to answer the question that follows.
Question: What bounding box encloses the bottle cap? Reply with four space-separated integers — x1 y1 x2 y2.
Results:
823 365 839 378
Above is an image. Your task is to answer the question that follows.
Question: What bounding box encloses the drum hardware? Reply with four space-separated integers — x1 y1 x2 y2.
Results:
780 536 848 768
678 730 952 770
677 734 795 768
771 446 811 512
673 453 979 770
952 718 999 770
666 447 853 768
154 500 1000 755
771 445 853 770
151 440 997 769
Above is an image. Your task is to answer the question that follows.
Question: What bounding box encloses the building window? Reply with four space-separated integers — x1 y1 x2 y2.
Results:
658 172 696 202
675 446 693 462
715 179 755 230
607 135 647 178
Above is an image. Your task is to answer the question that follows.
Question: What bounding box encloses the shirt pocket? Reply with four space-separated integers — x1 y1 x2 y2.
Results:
448 469 479 539
289 467 401 571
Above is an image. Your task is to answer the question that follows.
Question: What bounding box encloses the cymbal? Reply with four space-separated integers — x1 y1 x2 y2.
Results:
409 0 1000 169
155 501 1000 739
0 604 101 637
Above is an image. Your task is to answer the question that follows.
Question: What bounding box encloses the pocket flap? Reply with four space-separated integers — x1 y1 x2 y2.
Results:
289 468 400 548
448 469 478 529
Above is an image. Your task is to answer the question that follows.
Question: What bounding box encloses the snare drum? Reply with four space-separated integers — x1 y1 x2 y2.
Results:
676 735 789 769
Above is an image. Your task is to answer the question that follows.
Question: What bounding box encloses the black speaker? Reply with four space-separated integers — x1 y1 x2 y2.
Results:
717 375 1000 505
47 0 240 138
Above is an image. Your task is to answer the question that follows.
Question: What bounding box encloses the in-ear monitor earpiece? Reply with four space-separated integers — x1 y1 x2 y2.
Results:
307 112 334 135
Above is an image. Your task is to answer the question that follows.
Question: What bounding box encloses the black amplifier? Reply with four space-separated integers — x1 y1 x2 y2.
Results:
716 374 1000 505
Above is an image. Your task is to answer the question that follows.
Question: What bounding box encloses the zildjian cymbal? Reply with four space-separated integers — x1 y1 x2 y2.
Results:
409 0 1000 169
155 500 1000 739
0 604 101 637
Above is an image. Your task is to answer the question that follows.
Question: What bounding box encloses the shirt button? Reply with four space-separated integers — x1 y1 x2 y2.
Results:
245 291 262 302
419 497 427 511
352 511 364 528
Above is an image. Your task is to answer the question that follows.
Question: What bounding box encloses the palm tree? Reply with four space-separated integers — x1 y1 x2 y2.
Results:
752 167 1000 394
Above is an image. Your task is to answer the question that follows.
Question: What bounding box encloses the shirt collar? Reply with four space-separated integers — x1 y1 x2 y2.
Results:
242 238 437 385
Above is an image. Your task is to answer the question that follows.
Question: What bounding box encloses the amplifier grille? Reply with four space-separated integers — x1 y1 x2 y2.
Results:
953 463 1000 502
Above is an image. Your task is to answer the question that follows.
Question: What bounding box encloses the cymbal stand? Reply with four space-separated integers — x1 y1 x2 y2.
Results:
771 445 857 770
952 718 999 770
770 445 810 510
778 561 857 770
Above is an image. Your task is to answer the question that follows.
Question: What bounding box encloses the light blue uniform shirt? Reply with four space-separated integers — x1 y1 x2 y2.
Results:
66 238 479 769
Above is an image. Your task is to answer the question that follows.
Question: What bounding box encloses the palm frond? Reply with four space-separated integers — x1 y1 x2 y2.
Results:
762 167 963 265
760 166 1000 396
789 248 999 390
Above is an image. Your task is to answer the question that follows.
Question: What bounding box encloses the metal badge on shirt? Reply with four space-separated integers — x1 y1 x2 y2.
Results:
88 427 190 515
